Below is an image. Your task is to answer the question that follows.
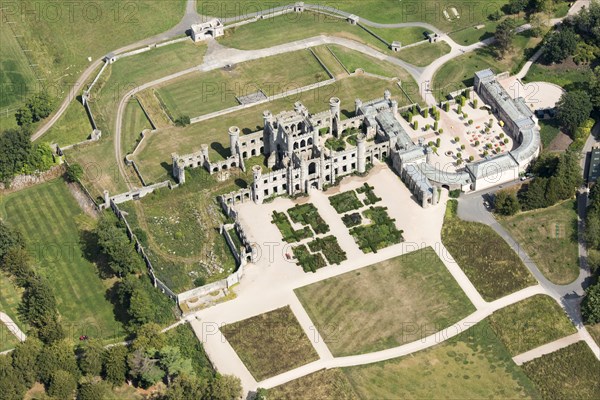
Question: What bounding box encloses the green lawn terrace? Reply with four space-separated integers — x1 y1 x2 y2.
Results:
0 179 126 342
295 247 476 356
155 49 331 119
115 168 241 293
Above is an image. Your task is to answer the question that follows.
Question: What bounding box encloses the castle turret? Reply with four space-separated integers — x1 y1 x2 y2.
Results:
384 89 391 102
391 99 399 117
330 97 341 137
355 98 363 115
357 133 367 174
252 165 263 204
201 144 210 163
228 126 240 157
172 154 186 184
263 111 274 154
103 190 110 207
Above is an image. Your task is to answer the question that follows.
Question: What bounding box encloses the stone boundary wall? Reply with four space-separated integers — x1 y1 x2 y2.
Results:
114 46 153 61
190 78 336 125
109 180 175 205
325 45 350 74
308 47 334 79
357 22 390 47
63 158 100 208
0 165 65 192
156 36 189 48
110 200 177 300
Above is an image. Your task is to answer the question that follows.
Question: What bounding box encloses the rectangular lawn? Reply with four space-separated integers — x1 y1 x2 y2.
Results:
0 179 125 342
220 306 319 381
295 247 476 356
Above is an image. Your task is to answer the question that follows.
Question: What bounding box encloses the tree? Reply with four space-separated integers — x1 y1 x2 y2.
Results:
37 340 79 385
48 369 77 399
209 374 243 400
11 337 42 387
159 346 195 385
95 215 142 277
0 221 25 262
103 345 128 386
581 283 600 324
164 374 208 400
27 143 54 173
495 19 517 58
20 275 64 343
542 28 578 63
175 115 191 127
78 339 105 377
529 12 550 37
15 106 33 126
494 190 520 215
506 0 527 14
78 377 112 400
0 355 26 400
589 66 600 109
0 128 32 183
556 90 593 134
66 163 84 183
130 322 165 352
28 92 53 121
127 348 165 388
1 247 35 286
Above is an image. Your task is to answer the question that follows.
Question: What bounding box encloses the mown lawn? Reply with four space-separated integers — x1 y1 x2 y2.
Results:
122 98 152 155
523 60 591 92
221 306 319 381
271 321 539 399
156 50 328 118
488 295 577 356
538 119 562 149
0 272 27 332
396 41 451 67
295 247 476 356
499 200 580 285
268 369 359 400
39 99 94 147
441 200 535 301
0 179 125 342
522 341 600 399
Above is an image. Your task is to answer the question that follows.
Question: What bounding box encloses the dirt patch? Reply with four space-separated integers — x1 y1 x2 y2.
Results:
67 182 99 218
547 131 572 152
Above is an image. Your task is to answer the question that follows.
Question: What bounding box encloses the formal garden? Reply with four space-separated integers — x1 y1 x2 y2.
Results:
341 212 362 228
329 190 363 214
349 206 404 253
292 244 328 273
287 204 330 235
307 236 347 265
271 211 313 243
220 307 318 381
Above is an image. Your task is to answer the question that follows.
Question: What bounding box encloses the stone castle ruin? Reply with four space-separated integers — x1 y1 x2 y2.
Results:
171 71 541 208
191 19 224 42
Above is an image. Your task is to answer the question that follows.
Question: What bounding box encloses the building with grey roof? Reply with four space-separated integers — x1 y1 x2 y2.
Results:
589 146 600 185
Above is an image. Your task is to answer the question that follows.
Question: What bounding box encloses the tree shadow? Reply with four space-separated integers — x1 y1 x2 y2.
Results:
105 281 131 327
79 229 113 279
211 142 229 159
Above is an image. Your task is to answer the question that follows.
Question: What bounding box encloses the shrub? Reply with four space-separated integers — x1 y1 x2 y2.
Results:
468 119 473 125
65 163 83 183
413 120 418 130
439 128 444 134
423 108 429 118
175 115 191 127
461 144 465 150
473 98 478 108
454 136 460 142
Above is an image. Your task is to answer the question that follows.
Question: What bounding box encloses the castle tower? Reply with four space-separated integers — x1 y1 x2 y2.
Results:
357 133 367 174
103 190 110 207
251 165 263 204
200 144 210 164
229 126 240 157
384 89 391 102
391 99 399 117
263 111 274 154
171 154 186 184
329 97 341 137
355 98 363 115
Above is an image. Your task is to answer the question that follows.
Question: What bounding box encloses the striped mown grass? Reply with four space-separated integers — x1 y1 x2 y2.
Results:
0 179 125 342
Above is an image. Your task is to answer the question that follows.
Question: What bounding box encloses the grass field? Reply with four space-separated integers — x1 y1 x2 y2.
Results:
499 200 580 285
343 321 538 399
122 99 152 155
522 341 600 399
271 320 539 399
6 1 186 106
0 179 125 342
442 200 535 301
433 33 541 100
199 0 513 32
0 324 20 352
396 41 451 67
0 23 38 131
220 306 319 381
488 295 577 356
134 74 415 183
523 60 591 92
311 46 348 77
0 272 27 331
39 99 93 146
269 369 359 400
538 119 562 149
217 11 425 52
116 168 239 293
587 323 600 347
156 50 328 118
65 41 208 197
295 247 476 356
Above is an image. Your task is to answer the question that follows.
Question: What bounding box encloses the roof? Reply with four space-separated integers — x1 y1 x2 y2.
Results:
466 153 518 179
191 19 223 33
589 146 600 183
403 164 434 196
475 69 495 82
481 79 534 125
397 146 426 164
417 162 472 186
510 127 541 164
374 109 413 148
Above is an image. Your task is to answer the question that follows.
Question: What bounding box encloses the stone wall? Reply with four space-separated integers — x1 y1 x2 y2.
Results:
0 165 65 192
